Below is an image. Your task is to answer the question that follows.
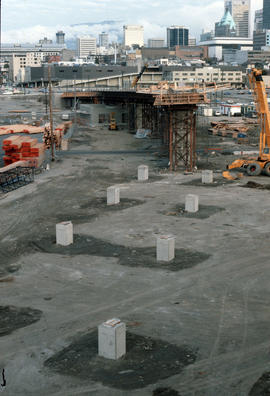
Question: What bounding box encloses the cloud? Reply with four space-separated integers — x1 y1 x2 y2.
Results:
1 0 263 44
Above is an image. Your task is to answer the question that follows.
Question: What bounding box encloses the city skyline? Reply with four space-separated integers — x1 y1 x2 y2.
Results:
2 0 263 43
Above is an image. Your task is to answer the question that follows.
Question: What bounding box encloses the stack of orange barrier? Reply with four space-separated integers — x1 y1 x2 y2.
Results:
2 135 45 167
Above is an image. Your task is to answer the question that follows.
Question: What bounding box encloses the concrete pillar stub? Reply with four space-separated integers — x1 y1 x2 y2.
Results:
107 186 120 205
98 318 126 360
61 139 69 151
156 235 175 262
185 194 199 213
138 165 149 181
56 221 73 246
202 170 213 184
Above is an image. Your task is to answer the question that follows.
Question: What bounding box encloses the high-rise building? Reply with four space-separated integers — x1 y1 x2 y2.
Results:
253 29 270 50
167 26 189 48
56 31 65 45
200 30 214 42
188 37 196 46
39 37 53 45
263 0 270 29
215 9 236 37
76 36 97 58
224 0 250 37
255 9 263 32
99 32 109 48
148 38 165 48
123 25 144 47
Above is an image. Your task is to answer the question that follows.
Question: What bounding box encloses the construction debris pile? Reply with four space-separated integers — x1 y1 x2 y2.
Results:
208 121 249 141
2 136 45 167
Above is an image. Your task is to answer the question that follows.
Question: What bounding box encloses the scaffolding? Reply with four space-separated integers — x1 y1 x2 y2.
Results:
62 88 208 171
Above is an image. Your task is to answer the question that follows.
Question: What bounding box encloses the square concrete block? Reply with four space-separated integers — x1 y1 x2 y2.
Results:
56 221 73 246
185 194 199 213
107 186 120 205
138 165 149 181
156 236 175 262
202 170 213 184
61 139 69 151
98 318 126 360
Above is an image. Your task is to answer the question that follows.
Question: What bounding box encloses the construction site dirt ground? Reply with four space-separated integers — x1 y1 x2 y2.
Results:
1 124 270 396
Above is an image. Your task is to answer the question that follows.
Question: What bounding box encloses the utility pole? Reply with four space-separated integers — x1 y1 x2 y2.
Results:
73 69 78 134
48 64 55 161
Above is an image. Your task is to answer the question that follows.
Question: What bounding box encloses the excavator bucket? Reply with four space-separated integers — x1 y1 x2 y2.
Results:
222 171 243 180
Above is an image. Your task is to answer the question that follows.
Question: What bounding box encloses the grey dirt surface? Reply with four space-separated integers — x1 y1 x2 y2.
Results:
0 111 270 396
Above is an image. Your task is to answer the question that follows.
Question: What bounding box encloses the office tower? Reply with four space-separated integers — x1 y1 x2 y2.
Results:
224 0 250 37
167 26 189 48
148 38 165 48
215 9 236 37
99 32 109 48
263 0 270 29
255 9 263 32
123 25 144 47
56 31 65 45
76 36 97 57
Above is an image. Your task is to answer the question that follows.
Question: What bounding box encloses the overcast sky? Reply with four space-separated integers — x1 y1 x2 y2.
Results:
2 0 263 43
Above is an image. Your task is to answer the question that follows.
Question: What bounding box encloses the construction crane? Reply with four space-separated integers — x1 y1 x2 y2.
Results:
227 68 270 176
131 64 148 88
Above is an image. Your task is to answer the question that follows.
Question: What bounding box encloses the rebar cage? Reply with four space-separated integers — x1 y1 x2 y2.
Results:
0 167 34 193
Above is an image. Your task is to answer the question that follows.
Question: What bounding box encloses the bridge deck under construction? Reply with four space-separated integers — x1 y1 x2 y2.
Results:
62 89 208 171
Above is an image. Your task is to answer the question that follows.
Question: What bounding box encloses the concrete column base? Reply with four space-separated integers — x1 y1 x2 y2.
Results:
56 221 73 246
156 236 175 262
202 170 213 184
138 165 149 181
107 186 120 205
61 139 69 151
98 319 126 360
185 194 199 213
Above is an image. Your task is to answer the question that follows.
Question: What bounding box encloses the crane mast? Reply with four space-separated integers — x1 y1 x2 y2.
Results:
227 68 270 176
249 68 270 158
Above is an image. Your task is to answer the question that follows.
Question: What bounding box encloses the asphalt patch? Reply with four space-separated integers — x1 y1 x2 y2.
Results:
31 234 210 272
80 197 144 212
249 372 270 395
153 388 181 396
37 198 145 225
244 181 270 190
180 177 233 187
0 240 28 277
163 204 224 219
45 331 197 390
0 305 42 337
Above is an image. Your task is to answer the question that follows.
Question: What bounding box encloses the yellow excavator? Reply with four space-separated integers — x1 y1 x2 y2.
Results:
108 112 118 130
227 68 270 176
131 64 148 88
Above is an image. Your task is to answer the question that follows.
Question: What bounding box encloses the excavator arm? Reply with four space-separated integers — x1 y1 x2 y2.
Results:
131 64 148 88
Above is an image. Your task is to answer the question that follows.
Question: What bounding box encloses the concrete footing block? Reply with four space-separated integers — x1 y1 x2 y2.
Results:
61 139 69 151
202 170 213 184
138 165 149 181
107 186 120 205
185 194 199 213
56 221 73 246
98 318 126 360
156 236 175 262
